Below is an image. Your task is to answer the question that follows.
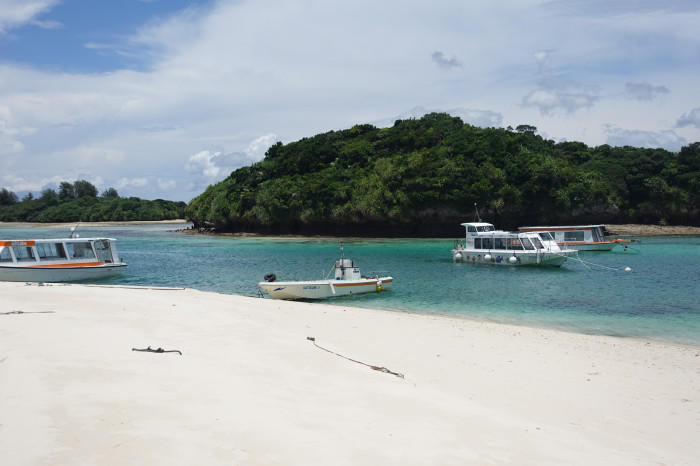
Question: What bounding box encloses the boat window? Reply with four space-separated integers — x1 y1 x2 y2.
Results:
494 238 506 249
564 231 584 241
467 225 476 233
476 225 495 232
94 240 114 263
474 238 482 249
510 239 524 250
521 238 535 250
37 243 67 260
0 246 12 263
538 232 554 241
12 246 36 262
531 237 544 249
482 237 493 249
65 242 96 259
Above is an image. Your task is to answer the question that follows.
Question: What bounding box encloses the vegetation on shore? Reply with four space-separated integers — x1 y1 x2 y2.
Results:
186 113 699 236
0 180 186 222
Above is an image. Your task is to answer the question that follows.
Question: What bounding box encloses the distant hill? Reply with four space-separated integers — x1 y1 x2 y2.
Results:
0 181 186 223
186 113 699 236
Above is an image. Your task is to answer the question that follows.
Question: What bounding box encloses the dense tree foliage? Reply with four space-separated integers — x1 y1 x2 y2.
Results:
184 114 699 236
0 181 186 222
186 113 699 237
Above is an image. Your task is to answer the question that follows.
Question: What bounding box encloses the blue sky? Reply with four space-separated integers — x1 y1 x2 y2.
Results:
1 0 699 201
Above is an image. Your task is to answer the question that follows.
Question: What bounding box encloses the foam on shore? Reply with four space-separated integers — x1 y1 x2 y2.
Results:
1 282 697 465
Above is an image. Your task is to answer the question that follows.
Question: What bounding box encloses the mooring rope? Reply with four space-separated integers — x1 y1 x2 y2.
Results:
556 253 630 272
306 336 404 378
132 346 182 355
0 310 55 315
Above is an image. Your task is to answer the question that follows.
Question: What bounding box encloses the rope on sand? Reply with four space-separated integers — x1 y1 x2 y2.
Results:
306 336 404 379
0 310 55 315
132 346 182 355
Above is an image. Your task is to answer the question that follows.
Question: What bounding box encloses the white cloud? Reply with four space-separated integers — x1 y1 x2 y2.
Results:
185 150 223 178
116 177 148 189
246 134 278 161
604 125 687 151
625 82 670 101
431 51 462 69
676 107 700 129
0 0 59 33
157 178 176 191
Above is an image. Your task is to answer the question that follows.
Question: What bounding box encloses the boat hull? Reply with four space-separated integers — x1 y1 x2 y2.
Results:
258 277 392 300
0 264 127 282
558 242 618 251
451 250 576 266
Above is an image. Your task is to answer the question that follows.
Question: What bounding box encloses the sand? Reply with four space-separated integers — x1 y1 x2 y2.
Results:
1 282 698 465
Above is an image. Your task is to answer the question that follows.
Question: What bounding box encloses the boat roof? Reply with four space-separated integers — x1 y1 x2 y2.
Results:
0 237 117 245
519 225 605 230
460 222 494 227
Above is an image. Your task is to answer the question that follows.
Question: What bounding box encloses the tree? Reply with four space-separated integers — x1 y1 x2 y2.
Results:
515 124 537 135
0 188 19 205
100 187 119 199
22 192 34 201
74 180 98 198
40 188 58 201
58 182 75 199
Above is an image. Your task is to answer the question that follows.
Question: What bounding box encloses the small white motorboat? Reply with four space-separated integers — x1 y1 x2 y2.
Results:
0 233 127 282
257 248 392 300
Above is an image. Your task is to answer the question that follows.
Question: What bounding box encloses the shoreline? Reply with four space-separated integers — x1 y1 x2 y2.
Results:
2 221 699 237
1 282 698 464
0 219 191 227
179 223 700 238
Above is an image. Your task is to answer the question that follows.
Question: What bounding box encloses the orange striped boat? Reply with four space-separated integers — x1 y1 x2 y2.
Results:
0 236 127 282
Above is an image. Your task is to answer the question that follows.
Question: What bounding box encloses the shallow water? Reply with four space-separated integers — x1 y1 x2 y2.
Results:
2 224 699 346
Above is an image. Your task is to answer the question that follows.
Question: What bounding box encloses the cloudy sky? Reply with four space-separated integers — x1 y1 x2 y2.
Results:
1 0 699 201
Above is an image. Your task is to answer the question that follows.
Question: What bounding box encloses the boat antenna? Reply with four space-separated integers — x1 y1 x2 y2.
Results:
474 203 482 222
69 223 80 238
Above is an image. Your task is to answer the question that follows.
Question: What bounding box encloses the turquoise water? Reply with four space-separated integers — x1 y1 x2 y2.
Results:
2 224 699 346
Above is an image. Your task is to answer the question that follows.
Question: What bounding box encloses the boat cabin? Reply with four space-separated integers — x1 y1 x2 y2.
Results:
334 258 361 280
0 238 120 266
518 225 608 244
459 222 547 251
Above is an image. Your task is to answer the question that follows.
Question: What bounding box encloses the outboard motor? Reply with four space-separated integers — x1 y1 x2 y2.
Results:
263 273 277 282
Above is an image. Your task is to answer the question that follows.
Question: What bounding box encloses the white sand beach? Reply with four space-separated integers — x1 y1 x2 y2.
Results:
1 282 698 465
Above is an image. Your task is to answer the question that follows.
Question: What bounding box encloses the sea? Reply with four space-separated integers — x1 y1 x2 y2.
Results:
1 223 699 346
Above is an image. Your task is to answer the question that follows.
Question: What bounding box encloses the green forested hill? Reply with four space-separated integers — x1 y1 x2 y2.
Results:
186 113 699 237
0 181 186 222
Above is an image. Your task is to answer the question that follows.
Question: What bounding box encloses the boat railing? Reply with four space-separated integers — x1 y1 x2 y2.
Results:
362 271 390 279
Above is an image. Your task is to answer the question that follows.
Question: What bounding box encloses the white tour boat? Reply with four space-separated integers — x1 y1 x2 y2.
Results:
518 224 632 251
452 222 578 266
258 249 392 300
0 236 127 282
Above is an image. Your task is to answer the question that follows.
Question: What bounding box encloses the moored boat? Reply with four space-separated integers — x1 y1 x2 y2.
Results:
518 224 633 251
258 248 392 300
452 222 577 266
0 237 127 282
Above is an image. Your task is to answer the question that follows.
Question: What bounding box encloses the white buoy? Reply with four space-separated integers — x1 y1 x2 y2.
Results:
454 252 463 261
624 266 631 272
509 256 518 264
484 254 492 261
